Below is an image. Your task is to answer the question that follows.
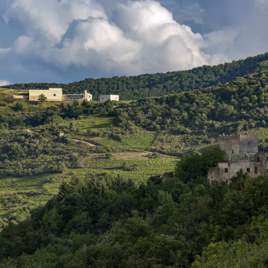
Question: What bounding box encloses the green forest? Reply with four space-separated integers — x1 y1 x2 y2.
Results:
1 52 268 266
1 148 268 267
3 52 268 100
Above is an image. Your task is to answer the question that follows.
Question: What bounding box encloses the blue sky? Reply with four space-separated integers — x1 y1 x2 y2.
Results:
0 0 267 85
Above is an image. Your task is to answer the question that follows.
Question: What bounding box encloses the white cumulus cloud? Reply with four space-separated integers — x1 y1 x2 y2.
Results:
201 0 268 61
0 0 227 82
0 80 10 86
3 0 107 44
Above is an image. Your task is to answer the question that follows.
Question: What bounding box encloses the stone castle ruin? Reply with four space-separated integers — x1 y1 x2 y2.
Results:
208 134 268 183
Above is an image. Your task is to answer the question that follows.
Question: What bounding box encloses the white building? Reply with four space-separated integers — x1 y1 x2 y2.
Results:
29 88 63 101
63 90 92 101
100 95 119 102
15 88 92 102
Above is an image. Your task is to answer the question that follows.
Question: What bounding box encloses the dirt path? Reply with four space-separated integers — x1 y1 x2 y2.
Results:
78 153 106 167
79 156 91 167
72 139 96 147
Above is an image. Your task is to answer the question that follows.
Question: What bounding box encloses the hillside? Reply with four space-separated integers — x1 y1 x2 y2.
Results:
2 52 268 100
0 98 179 232
1 69 268 229
1 149 268 267
2 60 268 266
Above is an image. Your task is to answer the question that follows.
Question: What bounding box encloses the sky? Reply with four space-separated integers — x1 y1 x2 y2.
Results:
0 0 268 85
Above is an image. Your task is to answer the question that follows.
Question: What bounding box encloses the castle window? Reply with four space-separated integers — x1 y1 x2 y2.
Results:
232 150 234 154
255 167 258 174
257 157 260 162
247 168 250 173
225 168 228 173
266 169 268 175
266 157 268 161
54 94 56 96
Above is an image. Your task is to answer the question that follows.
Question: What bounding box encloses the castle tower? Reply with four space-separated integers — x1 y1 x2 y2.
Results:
208 134 267 183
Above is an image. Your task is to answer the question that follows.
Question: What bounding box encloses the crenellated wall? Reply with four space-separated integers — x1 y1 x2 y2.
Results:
218 134 258 160
209 134 267 183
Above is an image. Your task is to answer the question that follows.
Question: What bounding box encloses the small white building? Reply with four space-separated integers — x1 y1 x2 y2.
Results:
63 90 92 101
100 95 119 102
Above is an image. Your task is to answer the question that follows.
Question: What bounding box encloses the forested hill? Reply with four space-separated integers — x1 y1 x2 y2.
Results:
3 52 268 100
2 148 268 267
2 55 268 267
114 71 268 138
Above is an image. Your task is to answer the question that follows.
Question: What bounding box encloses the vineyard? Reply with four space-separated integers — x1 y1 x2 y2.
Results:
97 132 157 149
0 154 177 230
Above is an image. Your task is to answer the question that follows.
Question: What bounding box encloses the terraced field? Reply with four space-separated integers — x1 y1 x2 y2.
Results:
0 116 179 231
3 107 267 232
97 132 157 149
0 151 177 230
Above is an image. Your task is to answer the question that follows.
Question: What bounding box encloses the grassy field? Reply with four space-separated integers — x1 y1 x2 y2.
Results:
0 110 217 231
66 116 114 131
0 149 178 230
0 172 70 228
66 153 178 187
83 152 177 183
248 127 268 139
97 132 157 149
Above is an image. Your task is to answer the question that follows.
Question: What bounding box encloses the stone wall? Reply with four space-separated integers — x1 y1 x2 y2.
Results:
219 135 258 160
258 153 268 176
208 159 263 183
239 135 258 153
29 88 62 101
208 135 267 183
218 135 240 160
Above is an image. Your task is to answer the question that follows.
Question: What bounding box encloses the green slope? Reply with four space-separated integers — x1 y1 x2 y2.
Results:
2 149 268 267
2 53 268 267
3 52 268 100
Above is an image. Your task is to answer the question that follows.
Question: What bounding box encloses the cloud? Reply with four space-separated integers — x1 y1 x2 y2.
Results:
159 0 268 63
203 29 238 59
3 0 107 44
0 80 10 86
0 0 226 82
200 0 268 61
3 0 268 84
159 1 204 25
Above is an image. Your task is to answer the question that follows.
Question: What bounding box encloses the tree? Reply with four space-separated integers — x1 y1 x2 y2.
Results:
38 94 47 104
14 102 24 111
72 100 79 107
175 146 224 183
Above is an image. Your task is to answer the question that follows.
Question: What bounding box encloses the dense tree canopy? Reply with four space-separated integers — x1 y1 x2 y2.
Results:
113 72 268 144
2 52 268 267
3 52 268 100
1 147 268 267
